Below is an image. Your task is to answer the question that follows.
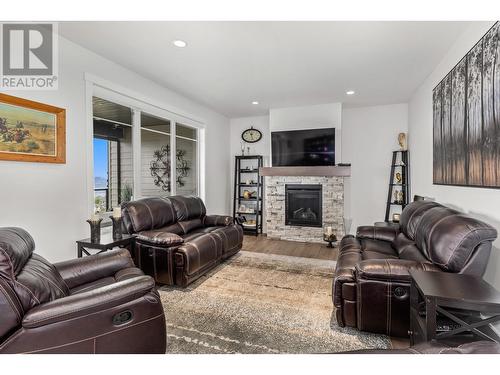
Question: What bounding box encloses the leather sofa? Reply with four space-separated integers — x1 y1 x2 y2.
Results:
0 227 166 354
333 200 497 337
122 195 243 287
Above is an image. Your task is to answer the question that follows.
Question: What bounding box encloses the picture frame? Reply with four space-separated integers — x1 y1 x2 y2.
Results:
0 93 66 164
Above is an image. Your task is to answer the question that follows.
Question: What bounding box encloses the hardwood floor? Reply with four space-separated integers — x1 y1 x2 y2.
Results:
242 234 338 260
241 234 411 350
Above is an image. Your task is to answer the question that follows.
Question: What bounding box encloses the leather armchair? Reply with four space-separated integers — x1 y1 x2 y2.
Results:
333 201 497 337
0 227 166 354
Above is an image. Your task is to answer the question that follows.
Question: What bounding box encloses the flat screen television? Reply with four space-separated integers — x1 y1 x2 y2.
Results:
271 128 335 167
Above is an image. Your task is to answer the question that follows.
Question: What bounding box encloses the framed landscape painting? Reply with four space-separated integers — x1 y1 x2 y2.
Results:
0 93 65 163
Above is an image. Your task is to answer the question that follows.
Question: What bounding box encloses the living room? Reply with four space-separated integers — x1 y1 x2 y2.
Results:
1 0 500 373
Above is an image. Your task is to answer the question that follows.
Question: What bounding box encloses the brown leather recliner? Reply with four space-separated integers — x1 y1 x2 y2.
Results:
333 200 497 337
0 227 166 354
122 195 243 287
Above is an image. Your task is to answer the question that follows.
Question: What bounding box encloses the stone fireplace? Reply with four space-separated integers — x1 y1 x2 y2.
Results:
263 172 346 243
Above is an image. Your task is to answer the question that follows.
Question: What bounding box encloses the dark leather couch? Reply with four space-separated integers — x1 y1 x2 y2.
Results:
122 195 243 287
333 200 497 337
0 227 166 354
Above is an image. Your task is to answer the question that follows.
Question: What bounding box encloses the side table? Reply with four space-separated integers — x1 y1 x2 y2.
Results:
409 270 500 345
76 232 135 259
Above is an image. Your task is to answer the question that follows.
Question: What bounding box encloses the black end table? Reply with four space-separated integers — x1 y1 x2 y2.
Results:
76 232 135 258
409 270 500 345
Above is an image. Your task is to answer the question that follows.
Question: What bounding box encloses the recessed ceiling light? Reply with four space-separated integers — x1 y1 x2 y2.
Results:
346 90 355 95
173 40 187 48
252 101 259 105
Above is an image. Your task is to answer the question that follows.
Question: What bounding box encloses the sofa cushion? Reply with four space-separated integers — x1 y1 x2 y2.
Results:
122 197 176 233
399 201 441 240
176 233 222 275
360 238 398 259
169 196 206 221
212 225 244 256
420 213 498 272
0 228 69 312
135 230 184 247
392 233 429 262
15 254 70 311
0 227 35 278
178 218 203 234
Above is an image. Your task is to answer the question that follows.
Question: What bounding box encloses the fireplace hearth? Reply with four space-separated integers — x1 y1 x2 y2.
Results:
285 184 322 227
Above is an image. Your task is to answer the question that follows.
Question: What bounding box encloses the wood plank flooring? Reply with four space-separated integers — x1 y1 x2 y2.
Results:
241 234 410 350
242 234 338 260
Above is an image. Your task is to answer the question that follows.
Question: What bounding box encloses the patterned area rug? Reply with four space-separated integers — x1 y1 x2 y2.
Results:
159 251 390 353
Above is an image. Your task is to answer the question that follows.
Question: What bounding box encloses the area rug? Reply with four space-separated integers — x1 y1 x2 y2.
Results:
159 251 390 353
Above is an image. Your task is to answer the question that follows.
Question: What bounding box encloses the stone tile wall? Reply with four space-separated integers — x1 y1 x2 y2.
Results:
265 176 344 243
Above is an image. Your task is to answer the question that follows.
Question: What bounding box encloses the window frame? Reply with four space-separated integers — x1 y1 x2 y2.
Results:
85 74 206 218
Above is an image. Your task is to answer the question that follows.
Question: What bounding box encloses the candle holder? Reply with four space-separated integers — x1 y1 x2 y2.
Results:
110 216 123 240
86 218 103 243
323 225 337 248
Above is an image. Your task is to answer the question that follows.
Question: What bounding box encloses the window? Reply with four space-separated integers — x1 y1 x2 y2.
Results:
141 113 171 197
176 123 198 196
90 92 203 215
92 97 133 214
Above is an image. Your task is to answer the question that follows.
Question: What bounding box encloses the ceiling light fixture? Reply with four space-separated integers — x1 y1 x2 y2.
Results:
173 40 187 48
252 101 259 105
346 90 355 95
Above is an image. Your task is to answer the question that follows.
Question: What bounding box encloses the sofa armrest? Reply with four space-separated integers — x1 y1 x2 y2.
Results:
54 248 134 289
355 259 441 283
134 230 184 247
22 276 155 329
203 215 234 227
356 225 400 242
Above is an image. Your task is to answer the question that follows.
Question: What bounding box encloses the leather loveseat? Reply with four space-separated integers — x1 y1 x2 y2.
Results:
0 227 166 354
333 200 497 337
122 195 243 287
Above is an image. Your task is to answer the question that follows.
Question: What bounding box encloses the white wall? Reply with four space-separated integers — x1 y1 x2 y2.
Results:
408 21 500 289
342 104 408 230
269 103 342 162
0 35 230 263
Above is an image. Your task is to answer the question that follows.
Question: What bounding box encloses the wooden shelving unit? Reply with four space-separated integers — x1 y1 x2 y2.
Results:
233 155 263 236
385 150 410 222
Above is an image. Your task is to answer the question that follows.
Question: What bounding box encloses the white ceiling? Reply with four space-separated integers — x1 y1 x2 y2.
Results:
59 21 472 118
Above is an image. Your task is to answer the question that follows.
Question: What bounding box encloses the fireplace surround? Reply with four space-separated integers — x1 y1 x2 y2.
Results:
265 175 344 243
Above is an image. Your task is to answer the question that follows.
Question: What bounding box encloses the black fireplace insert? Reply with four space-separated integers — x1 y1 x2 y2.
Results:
285 184 322 227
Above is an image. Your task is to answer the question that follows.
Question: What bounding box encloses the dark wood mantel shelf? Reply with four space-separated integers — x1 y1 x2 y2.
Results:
259 166 351 177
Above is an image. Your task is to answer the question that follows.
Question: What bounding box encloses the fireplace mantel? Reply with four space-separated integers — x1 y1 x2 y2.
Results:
259 166 350 177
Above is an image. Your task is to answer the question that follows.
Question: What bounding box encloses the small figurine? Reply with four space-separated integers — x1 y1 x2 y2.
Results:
398 132 407 151
395 172 402 184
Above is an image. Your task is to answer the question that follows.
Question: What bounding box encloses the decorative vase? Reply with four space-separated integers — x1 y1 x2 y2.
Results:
343 217 352 236
110 216 123 240
86 218 103 243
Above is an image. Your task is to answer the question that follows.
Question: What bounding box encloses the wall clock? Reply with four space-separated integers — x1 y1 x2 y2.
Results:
241 126 262 143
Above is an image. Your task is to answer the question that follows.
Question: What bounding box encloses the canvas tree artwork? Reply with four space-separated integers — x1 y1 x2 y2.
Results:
433 22 500 188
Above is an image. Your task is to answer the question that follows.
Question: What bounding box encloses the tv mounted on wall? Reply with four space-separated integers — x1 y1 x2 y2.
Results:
271 128 335 167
